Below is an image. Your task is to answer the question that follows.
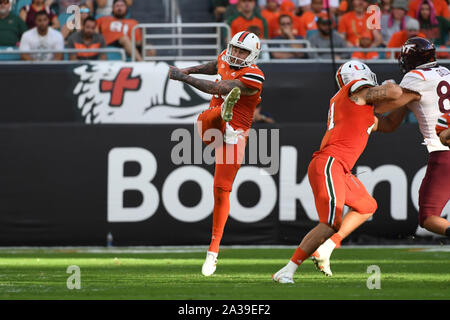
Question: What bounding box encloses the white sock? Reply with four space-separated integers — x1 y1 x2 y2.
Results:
286 261 298 274
206 251 218 259
316 239 337 260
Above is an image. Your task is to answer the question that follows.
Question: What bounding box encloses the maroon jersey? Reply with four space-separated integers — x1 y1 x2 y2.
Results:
23 5 57 29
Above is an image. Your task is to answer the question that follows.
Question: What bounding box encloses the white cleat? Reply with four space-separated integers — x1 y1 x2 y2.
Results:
221 87 241 122
272 266 295 284
201 251 218 276
311 254 333 277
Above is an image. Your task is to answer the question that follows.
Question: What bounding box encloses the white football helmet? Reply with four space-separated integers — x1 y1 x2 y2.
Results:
335 60 377 89
225 31 261 68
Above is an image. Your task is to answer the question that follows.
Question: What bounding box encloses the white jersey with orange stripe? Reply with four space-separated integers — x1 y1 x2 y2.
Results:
399 65 450 153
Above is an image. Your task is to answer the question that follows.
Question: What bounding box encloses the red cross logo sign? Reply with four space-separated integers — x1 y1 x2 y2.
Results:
100 67 142 107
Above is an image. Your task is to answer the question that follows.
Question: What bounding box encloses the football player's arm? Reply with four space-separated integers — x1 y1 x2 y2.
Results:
440 128 450 147
168 66 257 96
372 106 409 133
178 61 218 76
373 88 421 114
351 82 402 105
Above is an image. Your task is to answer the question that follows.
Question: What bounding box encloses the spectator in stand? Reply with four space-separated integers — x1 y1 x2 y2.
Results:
97 0 151 61
408 0 450 21
379 0 392 15
297 0 324 38
0 0 28 46
54 0 93 27
55 0 93 15
337 0 383 47
270 13 305 59
95 0 132 18
224 0 260 22
61 2 92 39
351 30 379 60
213 0 231 22
227 0 268 38
297 0 339 16
268 0 303 38
386 18 427 58
67 16 106 60
19 10 64 60
380 0 414 45
20 0 60 29
416 0 450 47
308 12 349 59
261 0 280 25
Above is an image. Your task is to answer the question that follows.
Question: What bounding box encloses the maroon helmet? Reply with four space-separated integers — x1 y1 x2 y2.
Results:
398 37 437 74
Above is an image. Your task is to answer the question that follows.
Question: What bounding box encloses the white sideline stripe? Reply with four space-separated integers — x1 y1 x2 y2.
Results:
0 245 448 253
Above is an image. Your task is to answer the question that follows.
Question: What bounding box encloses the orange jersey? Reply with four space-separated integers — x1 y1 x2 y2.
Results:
97 16 142 45
209 51 265 131
436 113 450 134
313 79 375 171
298 11 319 37
229 14 268 38
261 9 279 26
351 51 379 60
386 31 427 58
338 11 374 46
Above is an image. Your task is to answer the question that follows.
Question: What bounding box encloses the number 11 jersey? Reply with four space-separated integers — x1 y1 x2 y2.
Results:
400 66 450 152
313 79 376 172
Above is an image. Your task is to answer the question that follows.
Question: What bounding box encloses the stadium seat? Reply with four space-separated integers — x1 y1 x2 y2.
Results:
377 51 386 59
58 13 71 27
306 29 318 39
106 47 124 61
12 0 31 15
0 46 21 61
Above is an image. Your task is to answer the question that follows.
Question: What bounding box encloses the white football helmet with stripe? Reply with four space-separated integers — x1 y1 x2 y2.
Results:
225 31 261 68
335 60 377 89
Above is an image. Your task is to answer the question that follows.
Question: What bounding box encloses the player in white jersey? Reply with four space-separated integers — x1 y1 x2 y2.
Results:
379 37 450 237
311 37 450 277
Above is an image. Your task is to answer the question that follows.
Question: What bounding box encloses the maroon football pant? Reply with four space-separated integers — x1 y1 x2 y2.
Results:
418 150 450 227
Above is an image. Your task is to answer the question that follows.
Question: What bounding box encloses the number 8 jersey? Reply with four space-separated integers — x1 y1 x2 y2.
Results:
399 65 450 152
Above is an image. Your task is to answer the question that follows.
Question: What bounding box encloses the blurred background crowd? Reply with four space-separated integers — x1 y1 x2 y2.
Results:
0 0 449 61
215 0 450 60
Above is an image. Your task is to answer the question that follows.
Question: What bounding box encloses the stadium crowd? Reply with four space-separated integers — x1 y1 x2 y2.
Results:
0 0 145 60
214 0 450 60
0 0 450 60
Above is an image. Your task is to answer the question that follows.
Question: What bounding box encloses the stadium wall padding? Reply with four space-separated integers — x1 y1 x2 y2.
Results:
0 122 444 246
0 61 443 124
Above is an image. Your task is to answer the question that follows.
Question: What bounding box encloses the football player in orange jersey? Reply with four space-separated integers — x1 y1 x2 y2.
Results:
273 60 406 284
168 31 265 276
313 38 450 277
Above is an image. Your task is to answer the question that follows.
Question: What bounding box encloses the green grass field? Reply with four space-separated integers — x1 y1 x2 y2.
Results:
0 247 449 300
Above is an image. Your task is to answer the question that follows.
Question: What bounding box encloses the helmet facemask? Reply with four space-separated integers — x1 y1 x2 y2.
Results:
225 44 253 68
225 31 261 68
